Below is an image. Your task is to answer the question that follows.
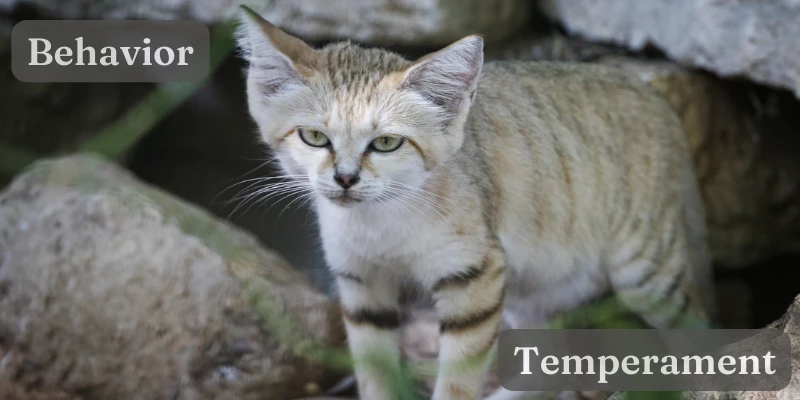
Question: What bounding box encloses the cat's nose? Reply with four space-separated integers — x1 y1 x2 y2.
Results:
333 172 360 189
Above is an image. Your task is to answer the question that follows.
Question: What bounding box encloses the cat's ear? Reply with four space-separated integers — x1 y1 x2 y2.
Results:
401 35 484 119
236 6 316 96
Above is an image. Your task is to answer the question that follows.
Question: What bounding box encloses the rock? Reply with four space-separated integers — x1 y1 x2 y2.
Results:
485 32 629 62
609 294 800 400
0 345 84 400
539 0 800 98
127 58 333 295
0 0 532 46
0 155 348 400
493 35 800 267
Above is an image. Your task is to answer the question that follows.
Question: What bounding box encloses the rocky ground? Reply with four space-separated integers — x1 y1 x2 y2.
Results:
1 1 800 399
0 344 84 400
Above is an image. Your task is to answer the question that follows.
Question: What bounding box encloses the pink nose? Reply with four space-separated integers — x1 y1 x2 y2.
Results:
334 173 359 189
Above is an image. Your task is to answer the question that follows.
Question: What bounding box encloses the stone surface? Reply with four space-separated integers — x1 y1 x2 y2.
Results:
485 32 629 62
0 0 532 46
0 155 347 399
494 35 800 267
128 57 333 295
610 295 800 400
539 0 800 98
0 345 84 400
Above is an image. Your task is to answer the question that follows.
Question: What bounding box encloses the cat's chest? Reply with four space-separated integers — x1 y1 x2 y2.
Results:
316 202 457 270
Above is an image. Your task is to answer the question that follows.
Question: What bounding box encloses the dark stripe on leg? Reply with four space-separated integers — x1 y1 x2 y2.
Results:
440 300 503 334
628 265 658 289
662 270 685 299
343 308 401 330
432 262 488 292
335 271 365 285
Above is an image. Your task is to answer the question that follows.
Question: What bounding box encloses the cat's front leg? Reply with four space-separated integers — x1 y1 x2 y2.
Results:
335 268 403 400
429 249 507 400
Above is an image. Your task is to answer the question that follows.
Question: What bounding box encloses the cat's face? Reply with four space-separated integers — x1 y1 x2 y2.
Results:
266 83 441 207
238 9 483 207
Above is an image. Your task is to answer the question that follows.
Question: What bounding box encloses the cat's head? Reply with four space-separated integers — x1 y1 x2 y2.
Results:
237 7 483 208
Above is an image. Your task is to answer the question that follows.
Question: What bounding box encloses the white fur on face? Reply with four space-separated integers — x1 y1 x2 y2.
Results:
272 87 440 208
239 18 482 210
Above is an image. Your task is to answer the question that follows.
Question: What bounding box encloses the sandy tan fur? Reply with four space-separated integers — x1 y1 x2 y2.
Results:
237 8 714 400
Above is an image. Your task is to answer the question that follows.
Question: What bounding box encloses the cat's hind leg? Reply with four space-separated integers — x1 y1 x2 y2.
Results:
606 219 714 329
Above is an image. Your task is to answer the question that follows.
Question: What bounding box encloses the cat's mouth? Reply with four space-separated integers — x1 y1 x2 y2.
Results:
323 191 364 206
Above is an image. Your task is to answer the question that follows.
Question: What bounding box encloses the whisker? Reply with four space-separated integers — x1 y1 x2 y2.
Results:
211 159 291 202
278 191 316 220
386 182 452 216
383 186 450 222
389 181 456 205
259 187 314 216
226 181 308 207
381 188 433 220
229 183 311 218
218 175 310 205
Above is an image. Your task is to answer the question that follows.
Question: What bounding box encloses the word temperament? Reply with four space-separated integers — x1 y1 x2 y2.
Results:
28 37 194 67
514 347 778 384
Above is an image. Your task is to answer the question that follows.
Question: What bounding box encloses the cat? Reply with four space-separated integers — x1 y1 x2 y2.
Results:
237 7 715 400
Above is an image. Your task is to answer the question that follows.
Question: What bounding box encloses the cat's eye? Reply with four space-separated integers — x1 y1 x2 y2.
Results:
370 136 404 153
298 128 331 148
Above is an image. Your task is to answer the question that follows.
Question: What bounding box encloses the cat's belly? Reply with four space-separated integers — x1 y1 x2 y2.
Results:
497 231 610 329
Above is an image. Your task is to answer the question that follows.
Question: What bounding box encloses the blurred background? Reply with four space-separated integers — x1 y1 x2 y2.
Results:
1 1 800 399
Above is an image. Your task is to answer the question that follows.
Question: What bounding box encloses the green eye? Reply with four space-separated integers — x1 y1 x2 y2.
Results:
298 128 330 147
371 136 404 152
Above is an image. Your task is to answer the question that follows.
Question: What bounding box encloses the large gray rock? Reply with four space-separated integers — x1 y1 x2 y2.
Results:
610 294 800 400
539 0 800 98
0 155 348 400
0 0 532 46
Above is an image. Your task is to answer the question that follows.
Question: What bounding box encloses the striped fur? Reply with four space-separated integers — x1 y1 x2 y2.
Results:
238 9 715 400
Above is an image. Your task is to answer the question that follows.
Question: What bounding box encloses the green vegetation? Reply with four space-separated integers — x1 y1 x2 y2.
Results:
0 21 237 182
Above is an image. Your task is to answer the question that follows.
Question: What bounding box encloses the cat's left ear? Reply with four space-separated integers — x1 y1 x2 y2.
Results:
401 35 484 120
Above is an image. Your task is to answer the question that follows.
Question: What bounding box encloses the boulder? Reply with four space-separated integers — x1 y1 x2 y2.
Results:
0 0 532 46
485 32 629 63
0 155 348 399
539 0 800 99
610 294 800 400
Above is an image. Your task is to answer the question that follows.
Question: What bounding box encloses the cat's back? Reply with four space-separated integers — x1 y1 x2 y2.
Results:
466 60 692 213
461 60 705 283
468 61 688 175
472 60 680 142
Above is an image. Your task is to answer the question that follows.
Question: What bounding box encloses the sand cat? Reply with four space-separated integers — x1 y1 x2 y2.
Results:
237 8 714 400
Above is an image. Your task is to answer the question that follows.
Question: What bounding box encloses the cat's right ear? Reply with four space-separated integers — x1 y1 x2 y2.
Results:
236 6 317 96
400 35 484 121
